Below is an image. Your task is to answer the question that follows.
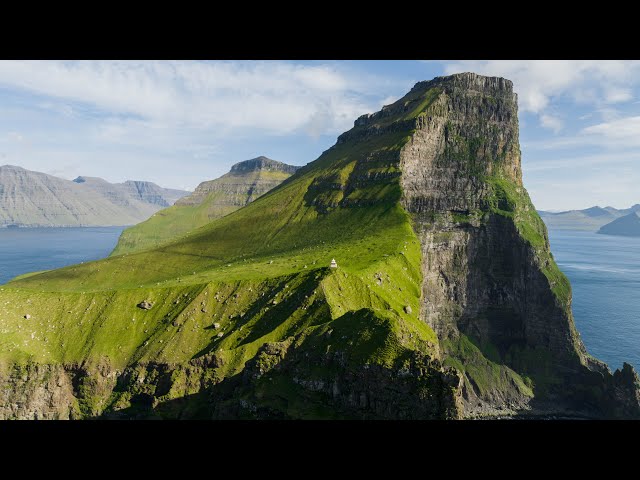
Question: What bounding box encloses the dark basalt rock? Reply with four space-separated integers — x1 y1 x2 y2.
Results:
397 72 640 418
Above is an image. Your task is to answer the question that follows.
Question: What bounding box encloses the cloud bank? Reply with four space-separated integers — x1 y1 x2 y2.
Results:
443 60 640 131
0 60 379 135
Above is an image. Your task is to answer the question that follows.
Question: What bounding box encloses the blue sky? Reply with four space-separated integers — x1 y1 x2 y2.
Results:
0 60 639 210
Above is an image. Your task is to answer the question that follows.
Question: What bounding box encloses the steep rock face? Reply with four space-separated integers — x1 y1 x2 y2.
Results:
123 181 187 207
396 73 638 416
229 156 299 175
0 363 76 419
0 350 460 420
0 166 140 227
176 157 298 207
212 342 461 420
73 176 188 209
112 157 299 255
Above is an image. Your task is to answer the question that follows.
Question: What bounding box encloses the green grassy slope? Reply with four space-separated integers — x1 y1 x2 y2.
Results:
112 162 296 256
14 127 416 294
3 71 609 419
0 85 455 419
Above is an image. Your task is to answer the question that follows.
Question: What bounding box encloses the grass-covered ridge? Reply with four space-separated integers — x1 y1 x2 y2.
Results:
0 81 452 419
485 176 572 306
112 162 296 256
2 73 600 419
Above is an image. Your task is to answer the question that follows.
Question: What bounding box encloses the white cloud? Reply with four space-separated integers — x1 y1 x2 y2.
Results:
0 61 378 136
523 114 640 151
540 114 563 133
582 116 640 147
0 60 406 190
37 101 74 117
604 87 633 103
524 151 640 172
380 95 398 107
7 132 24 142
594 107 622 122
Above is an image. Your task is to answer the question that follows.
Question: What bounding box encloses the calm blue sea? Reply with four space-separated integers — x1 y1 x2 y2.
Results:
547 229 640 371
0 226 637 371
0 227 126 284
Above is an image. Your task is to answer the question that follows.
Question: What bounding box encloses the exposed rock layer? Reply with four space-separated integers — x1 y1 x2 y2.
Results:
176 157 298 207
397 73 639 416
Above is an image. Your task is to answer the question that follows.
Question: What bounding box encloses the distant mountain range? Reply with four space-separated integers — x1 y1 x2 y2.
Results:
538 204 640 232
598 211 640 236
112 156 300 255
0 165 189 227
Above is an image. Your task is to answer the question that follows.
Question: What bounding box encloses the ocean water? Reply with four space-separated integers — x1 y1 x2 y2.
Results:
0 225 637 372
547 229 640 371
0 227 126 284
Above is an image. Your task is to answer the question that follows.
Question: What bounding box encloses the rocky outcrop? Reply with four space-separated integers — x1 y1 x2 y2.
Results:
210 343 460 420
73 176 188 209
0 343 460 420
395 73 640 417
0 359 118 419
0 363 76 420
123 180 187 207
609 363 640 417
229 156 299 175
137 301 153 310
175 157 299 207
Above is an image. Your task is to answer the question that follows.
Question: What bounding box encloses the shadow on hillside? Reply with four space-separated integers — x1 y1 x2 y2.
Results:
191 271 329 360
95 389 214 420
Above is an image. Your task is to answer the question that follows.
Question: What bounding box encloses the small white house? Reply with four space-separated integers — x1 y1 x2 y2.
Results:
330 258 338 268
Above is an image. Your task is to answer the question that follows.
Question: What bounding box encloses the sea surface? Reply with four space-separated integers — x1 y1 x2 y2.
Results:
0 227 126 284
0 226 637 372
547 229 640 371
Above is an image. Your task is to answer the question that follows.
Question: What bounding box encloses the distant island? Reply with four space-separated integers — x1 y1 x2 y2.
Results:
538 204 640 231
0 165 189 227
598 211 640 237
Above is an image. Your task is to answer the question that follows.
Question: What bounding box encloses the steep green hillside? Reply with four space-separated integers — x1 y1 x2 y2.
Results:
0 86 459 419
112 157 299 255
1 73 638 420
